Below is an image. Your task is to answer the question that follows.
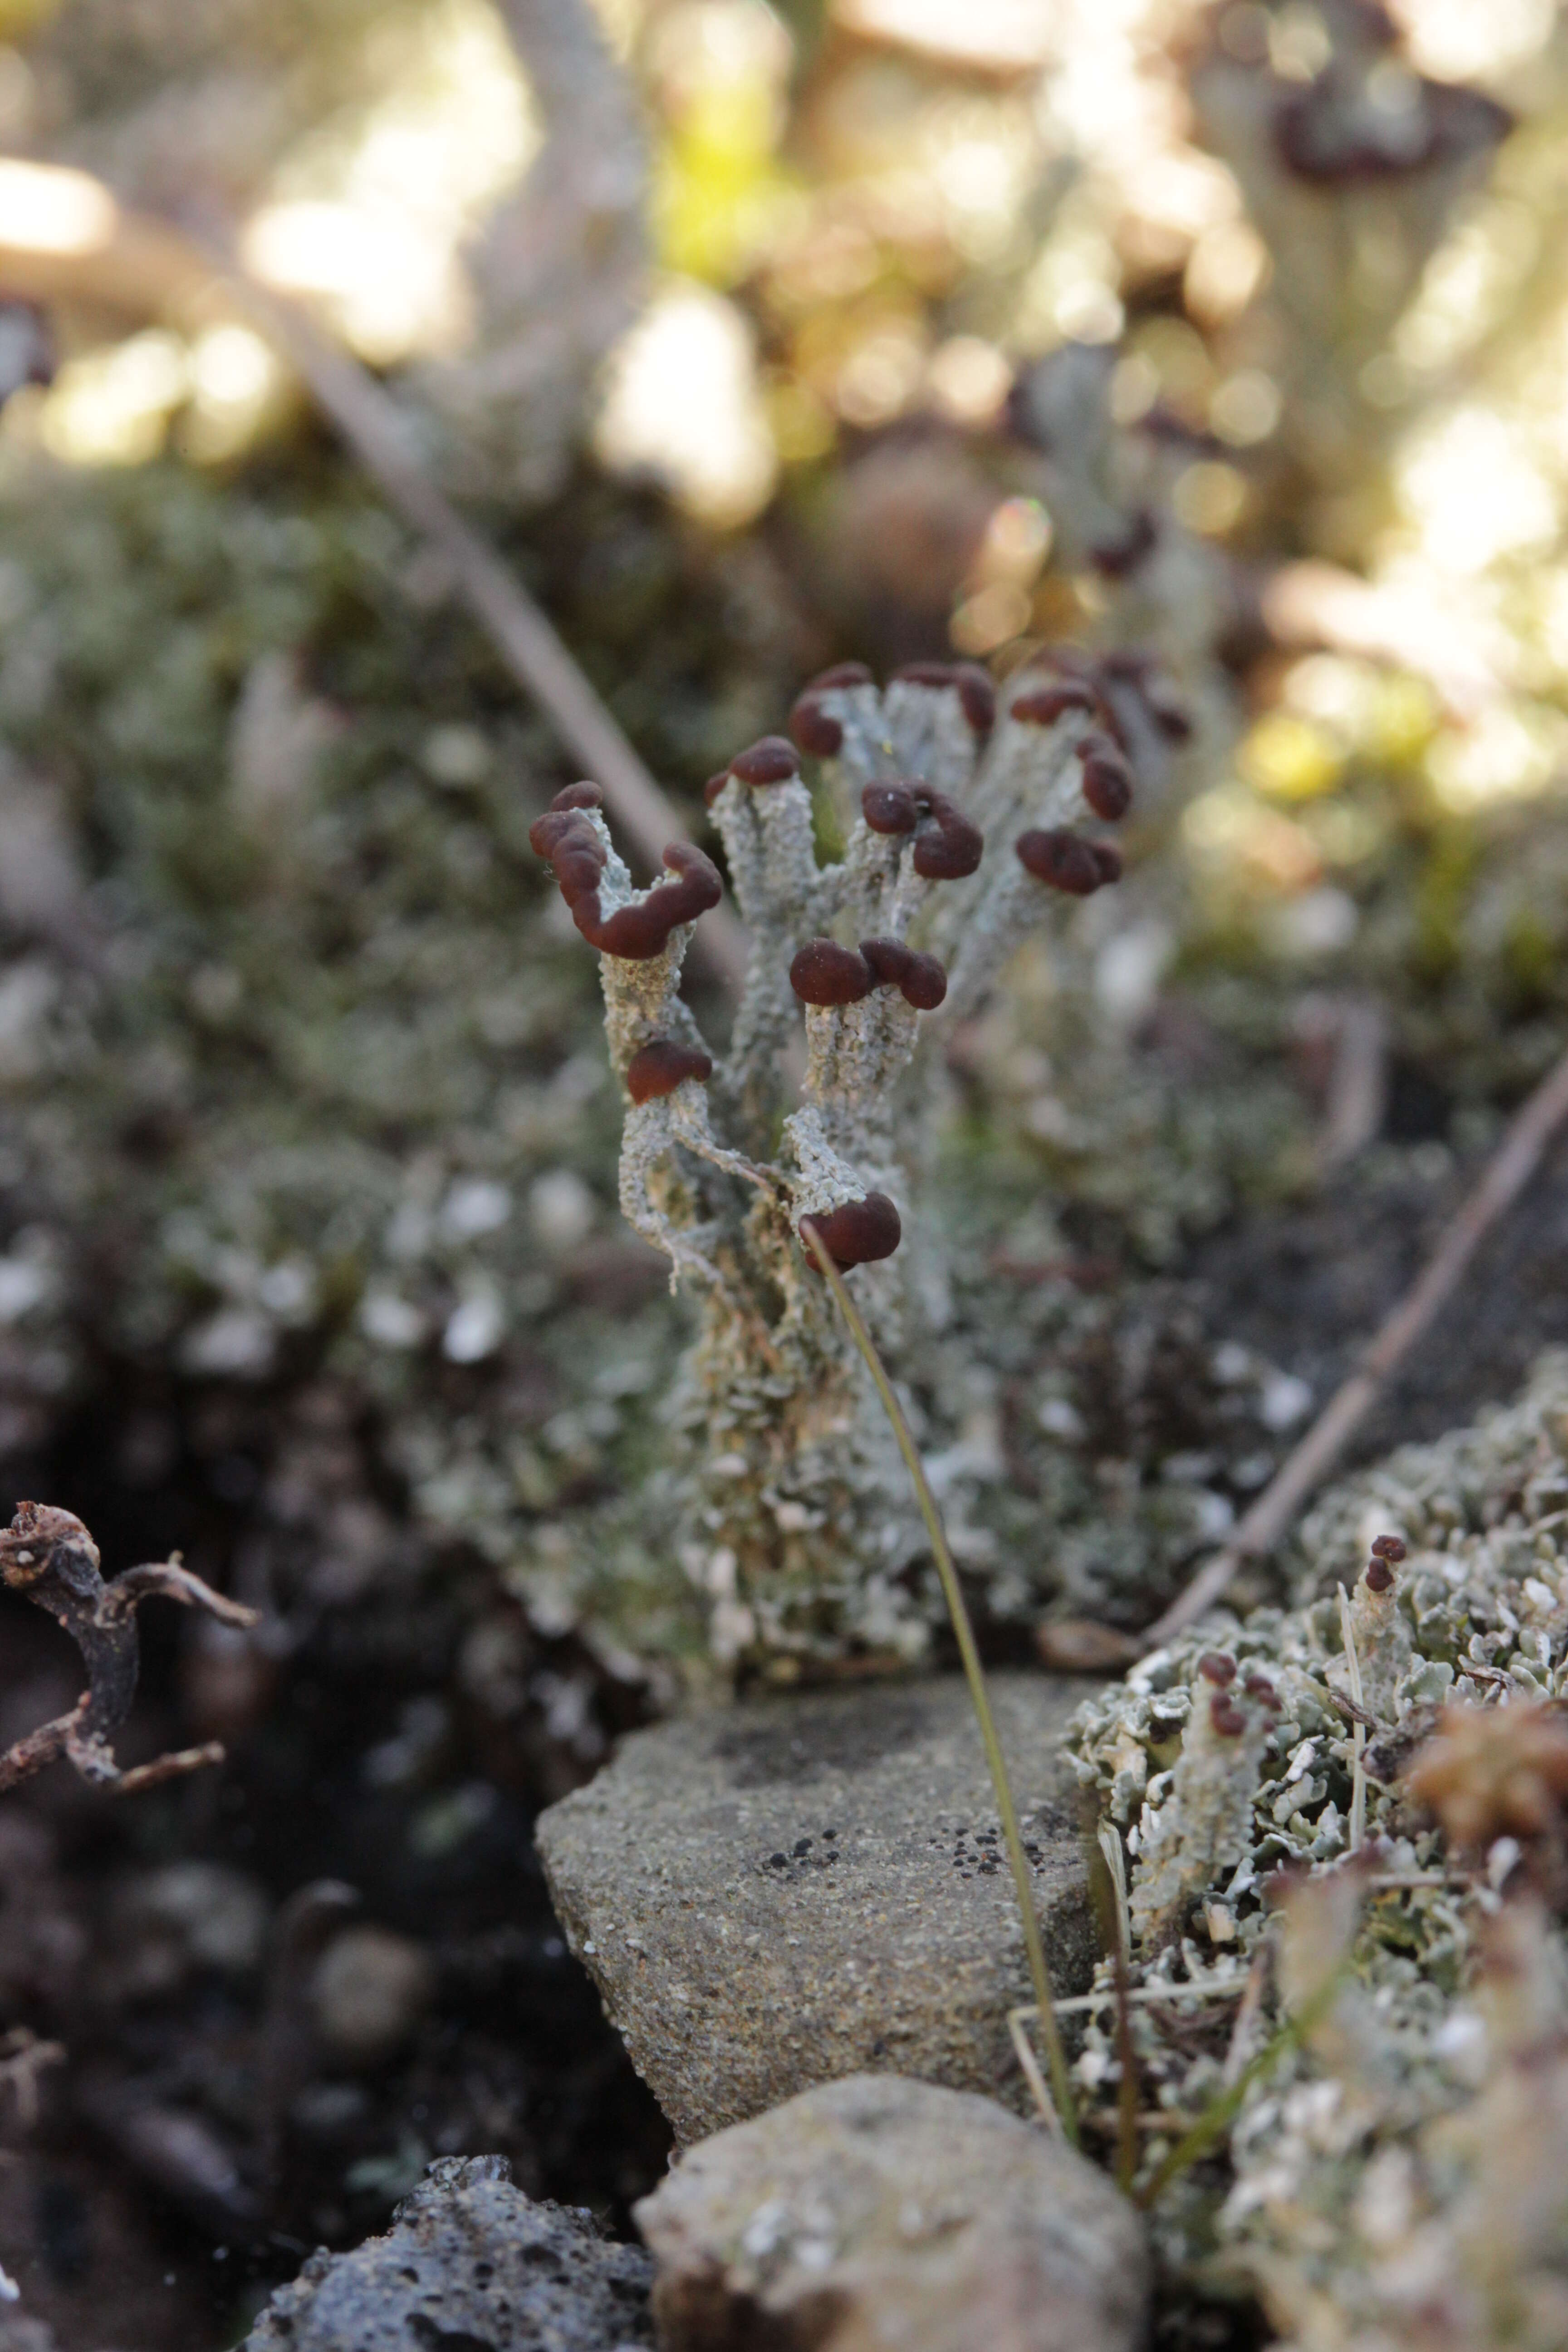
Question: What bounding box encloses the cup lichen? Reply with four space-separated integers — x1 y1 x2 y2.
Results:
531 657 1152 1675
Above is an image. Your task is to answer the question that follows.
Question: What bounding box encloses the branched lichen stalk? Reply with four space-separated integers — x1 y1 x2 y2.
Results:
531 656 1174 1672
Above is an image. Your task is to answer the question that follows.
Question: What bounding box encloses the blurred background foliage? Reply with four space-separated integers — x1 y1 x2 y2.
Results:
4 0 1568 1694
2 0 1568 1672
8 5 1568 2336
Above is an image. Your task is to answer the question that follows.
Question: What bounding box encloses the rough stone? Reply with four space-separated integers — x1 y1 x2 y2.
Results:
535 1674 1103 2145
635 2072 1150 2352
240 2156 653 2350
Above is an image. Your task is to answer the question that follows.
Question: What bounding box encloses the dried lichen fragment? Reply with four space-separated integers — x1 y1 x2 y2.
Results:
0 1501 258 1793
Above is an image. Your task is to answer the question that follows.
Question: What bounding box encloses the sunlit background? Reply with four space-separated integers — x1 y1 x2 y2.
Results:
2 0 1568 987
6 15 1568 2333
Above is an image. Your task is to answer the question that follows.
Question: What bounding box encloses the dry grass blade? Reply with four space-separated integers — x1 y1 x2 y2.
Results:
801 1218 1080 2145
1006 2006 1063 2137
214 262 751 993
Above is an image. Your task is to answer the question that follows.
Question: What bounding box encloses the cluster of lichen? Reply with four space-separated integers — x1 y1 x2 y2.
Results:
530 657 1165 1673
1066 1350 1568 2342
0 454 801 1665
0 441 1356 1696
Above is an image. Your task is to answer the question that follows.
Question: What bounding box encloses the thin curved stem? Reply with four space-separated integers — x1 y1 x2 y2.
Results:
800 1220 1080 2144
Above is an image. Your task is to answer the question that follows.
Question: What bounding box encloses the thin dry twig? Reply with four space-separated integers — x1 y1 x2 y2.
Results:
1006 2005 1062 2137
0 164 747 990
1043 1037 1568 1665
0 2029 65 2130
1040 1978 1249 2017
210 260 752 993
0 1502 259 1793
1221 1943 1271 2088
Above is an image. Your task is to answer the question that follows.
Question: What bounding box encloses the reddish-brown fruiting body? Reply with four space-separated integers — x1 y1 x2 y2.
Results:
1198 1651 1237 1686
952 662 996 736
1370 1535 1407 1562
534 805 723 958
790 939 873 1005
582 841 723 959
1082 752 1133 823
547 781 604 814
1098 652 1192 741
1244 1672 1281 1710
1274 78 1509 188
625 1040 714 1103
528 781 604 860
892 659 995 735
801 1193 902 1270
529 803 609 903
789 665 872 760
1016 828 1113 896
1100 649 1194 738
1091 507 1156 579
703 769 731 807
1210 1694 1247 1738
1010 682 1099 727
730 735 800 786
1144 684 1192 743
1364 1559 1394 1593
789 697 843 757
859 937 948 1010
862 781 919 836
911 791 983 880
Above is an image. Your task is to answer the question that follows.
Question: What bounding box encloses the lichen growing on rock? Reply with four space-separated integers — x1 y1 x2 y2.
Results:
1065 1350 1568 2341
531 657 1157 1674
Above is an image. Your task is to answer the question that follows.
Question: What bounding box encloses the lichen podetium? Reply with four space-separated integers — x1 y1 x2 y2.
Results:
532 656 1180 1676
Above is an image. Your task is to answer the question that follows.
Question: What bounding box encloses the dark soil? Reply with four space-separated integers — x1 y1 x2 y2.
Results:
0 1405 673 2350
1191 1127 1568 1470
4 1112 1566 2348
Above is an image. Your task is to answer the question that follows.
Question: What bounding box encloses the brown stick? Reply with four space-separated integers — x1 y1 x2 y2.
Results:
1140 1039 1568 1649
208 262 752 992
0 1503 259 1794
0 175 750 988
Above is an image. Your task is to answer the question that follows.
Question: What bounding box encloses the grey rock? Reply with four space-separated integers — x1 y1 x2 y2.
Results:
536 1674 1102 2145
635 2072 1150 2352
241 2156 654 2350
